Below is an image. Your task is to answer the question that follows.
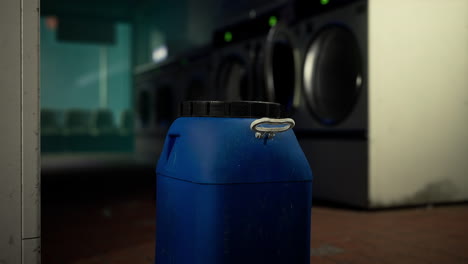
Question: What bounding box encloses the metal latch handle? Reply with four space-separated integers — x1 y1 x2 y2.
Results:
250 117 295 139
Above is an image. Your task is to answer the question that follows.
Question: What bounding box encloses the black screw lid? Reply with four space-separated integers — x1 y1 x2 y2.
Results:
180 101 283 118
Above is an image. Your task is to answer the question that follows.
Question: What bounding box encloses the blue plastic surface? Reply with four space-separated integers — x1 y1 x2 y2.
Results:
155 117 313 264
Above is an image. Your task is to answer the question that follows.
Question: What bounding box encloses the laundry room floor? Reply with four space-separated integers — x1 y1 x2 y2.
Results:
42 162 468 264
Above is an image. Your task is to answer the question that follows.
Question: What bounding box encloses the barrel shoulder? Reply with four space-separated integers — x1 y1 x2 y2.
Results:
157 117 312 184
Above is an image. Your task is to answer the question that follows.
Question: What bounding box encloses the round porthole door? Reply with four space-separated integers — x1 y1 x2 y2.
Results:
186 76 206 100
155 84 174 127
303 26 363 125
138 89 151 128
216 55 251 100
264 24 301 113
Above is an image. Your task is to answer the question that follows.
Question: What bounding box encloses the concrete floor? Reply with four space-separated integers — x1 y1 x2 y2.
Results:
42 165 468 264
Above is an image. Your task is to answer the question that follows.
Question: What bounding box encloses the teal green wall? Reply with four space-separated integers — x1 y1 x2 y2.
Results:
40 18 132 119
107 23 132 117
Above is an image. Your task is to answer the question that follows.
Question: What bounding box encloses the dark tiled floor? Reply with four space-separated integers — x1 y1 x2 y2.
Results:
42 166 468 264
309 206 468 264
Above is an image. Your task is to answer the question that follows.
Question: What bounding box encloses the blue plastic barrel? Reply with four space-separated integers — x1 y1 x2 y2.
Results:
155 101 313 264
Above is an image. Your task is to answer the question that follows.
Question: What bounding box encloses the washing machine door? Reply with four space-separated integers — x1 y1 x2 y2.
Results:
137 87 151 128
186 76 206 100
303 26 363 126
264 24 301 114
216 54 251 101
155 84 175 127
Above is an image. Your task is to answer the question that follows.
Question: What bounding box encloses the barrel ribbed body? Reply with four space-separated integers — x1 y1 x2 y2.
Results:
155 117 312 264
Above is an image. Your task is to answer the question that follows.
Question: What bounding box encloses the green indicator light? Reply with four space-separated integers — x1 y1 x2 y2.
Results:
320 0 330 5
224 31 233 42
180 59 188 66
269 16 278 27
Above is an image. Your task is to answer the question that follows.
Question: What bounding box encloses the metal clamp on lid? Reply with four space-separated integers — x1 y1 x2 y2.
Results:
250 117 295 139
